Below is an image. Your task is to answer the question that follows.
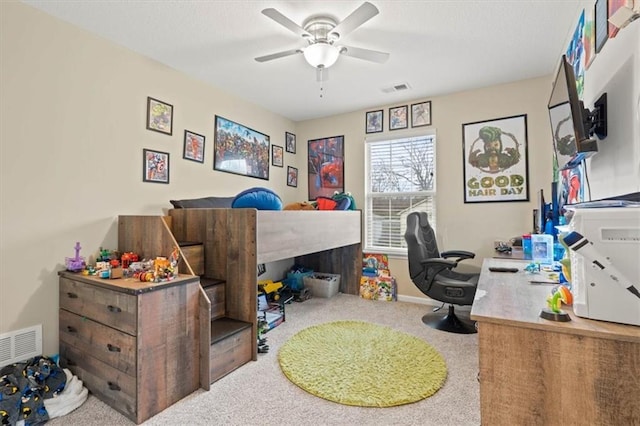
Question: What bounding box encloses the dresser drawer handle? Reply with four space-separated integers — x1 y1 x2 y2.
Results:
107 305 122 313
66 326 77 333
107 344 121 353
107 381 121 392
66 358 77 366
66 292 78 299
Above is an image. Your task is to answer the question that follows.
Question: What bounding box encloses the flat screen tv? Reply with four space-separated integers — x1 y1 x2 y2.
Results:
548 55 607 170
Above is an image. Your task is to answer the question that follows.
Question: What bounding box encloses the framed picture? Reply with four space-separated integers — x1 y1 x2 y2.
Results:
389 105 408 130
286 132 296 153
308 135 344 200
411 101 431 127
531 234 554 265
608 0 626 39
366 110 383 133
566 10 585 98
146 97 173 135
584 6 596 70
462 114 529 203
213 115 269 180
595 0 608 53
287 166 298 187
183 130 205 163
272 144 284 167
143 148 170 184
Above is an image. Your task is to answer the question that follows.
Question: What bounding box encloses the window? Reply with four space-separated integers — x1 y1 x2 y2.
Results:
364 133 436 255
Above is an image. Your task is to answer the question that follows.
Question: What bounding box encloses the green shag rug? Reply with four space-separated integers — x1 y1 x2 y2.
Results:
278 320 447 407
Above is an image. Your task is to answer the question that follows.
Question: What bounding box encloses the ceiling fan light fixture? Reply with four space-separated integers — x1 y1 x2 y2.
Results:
303 43 340 69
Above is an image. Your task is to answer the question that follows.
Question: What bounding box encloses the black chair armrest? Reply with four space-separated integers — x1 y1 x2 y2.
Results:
441 250 476 262
420 258 457 276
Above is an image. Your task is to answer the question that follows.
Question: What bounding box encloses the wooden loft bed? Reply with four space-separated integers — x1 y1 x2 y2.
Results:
167 208 362 384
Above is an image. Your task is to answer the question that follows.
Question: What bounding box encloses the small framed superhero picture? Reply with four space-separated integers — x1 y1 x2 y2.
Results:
143 148 170 184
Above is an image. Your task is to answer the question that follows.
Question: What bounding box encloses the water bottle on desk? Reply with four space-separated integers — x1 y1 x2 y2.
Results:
522 234 532 258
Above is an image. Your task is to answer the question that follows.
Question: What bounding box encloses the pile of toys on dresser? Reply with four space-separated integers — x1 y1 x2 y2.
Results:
64 241 180 283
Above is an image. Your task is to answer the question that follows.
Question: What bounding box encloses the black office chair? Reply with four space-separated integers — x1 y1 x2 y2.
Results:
404 212 479 334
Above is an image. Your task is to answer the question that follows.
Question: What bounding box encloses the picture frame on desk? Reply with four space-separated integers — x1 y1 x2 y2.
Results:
531 234 554 265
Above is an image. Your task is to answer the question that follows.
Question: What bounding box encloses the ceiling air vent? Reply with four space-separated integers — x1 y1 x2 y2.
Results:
382 83 411 93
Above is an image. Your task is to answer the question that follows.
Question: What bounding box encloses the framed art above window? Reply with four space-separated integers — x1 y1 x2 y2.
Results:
411 101 431 127
389 105 408 130
366 110 383 134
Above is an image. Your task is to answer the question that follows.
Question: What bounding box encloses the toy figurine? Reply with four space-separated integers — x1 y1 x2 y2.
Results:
540 284 572 322
65 242 86 272
524 262 541 274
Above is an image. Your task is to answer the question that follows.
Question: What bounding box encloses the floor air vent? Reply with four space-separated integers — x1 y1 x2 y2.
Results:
0 324 42 368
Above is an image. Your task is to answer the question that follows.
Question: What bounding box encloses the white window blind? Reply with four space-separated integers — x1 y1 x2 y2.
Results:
364 134 436 255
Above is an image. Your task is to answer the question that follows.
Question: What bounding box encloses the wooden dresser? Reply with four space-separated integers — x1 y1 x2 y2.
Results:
58 271 201 424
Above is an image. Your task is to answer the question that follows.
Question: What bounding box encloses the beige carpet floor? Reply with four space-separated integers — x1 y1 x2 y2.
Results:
48 293 480 425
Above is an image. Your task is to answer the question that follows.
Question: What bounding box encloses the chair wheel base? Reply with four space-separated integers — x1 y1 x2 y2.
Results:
422 305 477 334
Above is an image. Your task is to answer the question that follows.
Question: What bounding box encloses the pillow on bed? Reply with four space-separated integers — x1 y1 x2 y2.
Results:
170 196 235 209
232 187 283 210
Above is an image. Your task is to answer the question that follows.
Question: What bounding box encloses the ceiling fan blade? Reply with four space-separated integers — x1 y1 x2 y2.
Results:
329 2 379 40
338 45 389 63
262 8 312 38
255 49 302 63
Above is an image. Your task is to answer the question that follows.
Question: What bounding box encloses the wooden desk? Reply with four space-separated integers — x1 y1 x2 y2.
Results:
471 258 640 425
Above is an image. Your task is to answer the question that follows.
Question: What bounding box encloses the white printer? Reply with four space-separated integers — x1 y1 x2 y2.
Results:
565 207 640 326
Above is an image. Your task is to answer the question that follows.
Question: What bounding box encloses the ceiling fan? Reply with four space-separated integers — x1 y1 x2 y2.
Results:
255 2 389 80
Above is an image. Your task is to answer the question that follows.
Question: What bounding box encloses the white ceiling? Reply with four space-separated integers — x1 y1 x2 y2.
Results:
22 0 583 122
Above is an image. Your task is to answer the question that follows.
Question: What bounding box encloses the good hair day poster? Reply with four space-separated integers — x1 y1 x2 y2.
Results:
462 114 529 203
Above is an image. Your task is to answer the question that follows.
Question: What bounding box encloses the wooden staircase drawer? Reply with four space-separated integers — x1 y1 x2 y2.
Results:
60 276 137 335
59 309 136 375
210 327 252 383
60 345 136 422
204 284 225 320
179 243 204 276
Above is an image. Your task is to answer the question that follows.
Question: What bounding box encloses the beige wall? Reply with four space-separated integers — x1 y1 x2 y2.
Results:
2 2 637 355
0 3 305 354
297 76 554 301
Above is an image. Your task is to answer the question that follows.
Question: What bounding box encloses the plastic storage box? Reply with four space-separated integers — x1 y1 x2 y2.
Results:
303 273 340 298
